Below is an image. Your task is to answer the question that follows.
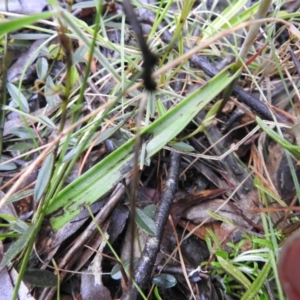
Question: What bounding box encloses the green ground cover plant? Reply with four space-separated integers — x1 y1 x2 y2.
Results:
1 0 300 299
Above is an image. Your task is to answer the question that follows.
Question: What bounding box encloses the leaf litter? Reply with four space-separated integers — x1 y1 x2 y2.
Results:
0 0 300 299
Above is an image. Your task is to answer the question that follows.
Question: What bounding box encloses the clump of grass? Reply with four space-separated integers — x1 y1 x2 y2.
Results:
0 0 299 299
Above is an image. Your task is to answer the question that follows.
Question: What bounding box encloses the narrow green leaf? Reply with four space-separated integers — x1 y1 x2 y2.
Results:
0 213 17 222
241 260 271 300
63 120 126 163
156 100 167 117
0 12 55 36
6 142 34 151
45 76 61 107
221 2 260 30
0 225 35 269
202 0 249 39
217 256 252 290
6 82 29 112
252 238 274 250
111 263 122 280
47 67 238 231
70 65 79 86
168 142 195 152
207 210 235 226
34 153 54 202
215 250 229 260
39 116 57 129
256 117 300 159
11 33 52 40
153 286 163 300
10 127 35 139
135 207 157 235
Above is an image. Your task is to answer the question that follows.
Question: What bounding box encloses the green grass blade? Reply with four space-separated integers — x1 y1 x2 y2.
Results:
217 255 260 300
241 260 271 300
256 117 300 159
0 12 56 35
47 67 238 231
0 224 34 269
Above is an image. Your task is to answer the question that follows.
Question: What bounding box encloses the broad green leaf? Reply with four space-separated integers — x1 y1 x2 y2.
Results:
10 127 36 139
215 250 229 260
135 207 156 235
23 269 57 287
233 255 268 263
0 12 55 36
70 65 79 86
152 274 177 288
111 258 139 280
241 260 271 300
34 153 54 202
0 156 17 171
6 82 29 112
168 142 195 152
47 67 239 231
36 57 48 79
0 224 35 269
143 204 157 219
45 76 61 107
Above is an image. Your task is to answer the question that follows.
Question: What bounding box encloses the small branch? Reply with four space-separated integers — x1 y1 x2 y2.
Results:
121 151 181 300
123 0 157 91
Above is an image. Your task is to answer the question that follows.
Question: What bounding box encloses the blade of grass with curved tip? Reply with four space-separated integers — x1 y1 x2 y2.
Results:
256 117 300 159
47 67 239 231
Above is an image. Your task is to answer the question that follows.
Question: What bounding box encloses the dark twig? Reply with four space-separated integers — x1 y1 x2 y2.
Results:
123 0 157 91
137 11 288 121
189 55 275 121
121 152 181 300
